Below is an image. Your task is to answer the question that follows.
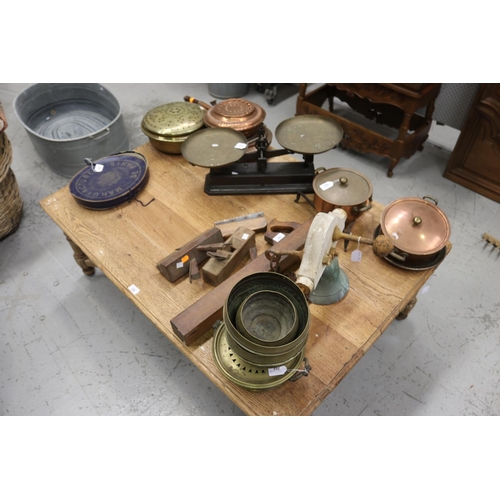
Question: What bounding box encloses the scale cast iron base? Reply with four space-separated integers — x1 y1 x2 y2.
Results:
203 161 315 195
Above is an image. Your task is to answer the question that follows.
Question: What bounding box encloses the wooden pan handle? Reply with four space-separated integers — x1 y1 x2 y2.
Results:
184 95 211 110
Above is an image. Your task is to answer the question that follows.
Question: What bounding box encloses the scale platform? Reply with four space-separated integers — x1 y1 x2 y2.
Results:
203 160 315 195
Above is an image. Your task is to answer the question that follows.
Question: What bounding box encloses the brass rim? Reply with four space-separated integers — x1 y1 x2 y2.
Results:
212 323 305 391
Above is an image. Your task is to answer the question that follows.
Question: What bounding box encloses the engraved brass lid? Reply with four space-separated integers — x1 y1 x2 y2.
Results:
380 196 451 255
204 98 266 134
141 101 205 138
313 167 373 206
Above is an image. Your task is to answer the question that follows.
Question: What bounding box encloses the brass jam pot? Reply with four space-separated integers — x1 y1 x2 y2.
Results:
312 167 373 221
141 101 206 154
380 196 451 264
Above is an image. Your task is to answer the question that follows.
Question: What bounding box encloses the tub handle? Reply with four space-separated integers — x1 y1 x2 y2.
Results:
89 128 111 140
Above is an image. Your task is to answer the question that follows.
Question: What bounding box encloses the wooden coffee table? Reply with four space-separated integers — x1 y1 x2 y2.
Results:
39 142 450 416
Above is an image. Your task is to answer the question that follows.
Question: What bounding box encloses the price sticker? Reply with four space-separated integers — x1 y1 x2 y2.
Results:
241 233 250 240
128 284 140 295
268 366 287 377
273 233 286 242
351 249 362 262
211 143 219 147
319 180 334 191
94 163 104 172
351 236 362 262
234 142 247 149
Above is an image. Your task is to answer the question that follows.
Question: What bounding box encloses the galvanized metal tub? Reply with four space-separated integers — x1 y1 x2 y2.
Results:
13 83 129 177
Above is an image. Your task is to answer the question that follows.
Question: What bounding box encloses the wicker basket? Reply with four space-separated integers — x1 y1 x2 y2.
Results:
0 131 23 240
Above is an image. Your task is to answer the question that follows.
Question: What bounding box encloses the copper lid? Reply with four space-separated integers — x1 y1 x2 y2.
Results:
204 98 266 133
380 197 450 255
313 168 373 206
141 102 205 138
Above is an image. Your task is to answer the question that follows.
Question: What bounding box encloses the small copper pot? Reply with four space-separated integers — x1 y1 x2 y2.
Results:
311 167 373 221
184 95 266 138
380 196 451 264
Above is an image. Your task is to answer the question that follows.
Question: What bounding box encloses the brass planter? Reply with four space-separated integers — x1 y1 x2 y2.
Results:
235 290 299 347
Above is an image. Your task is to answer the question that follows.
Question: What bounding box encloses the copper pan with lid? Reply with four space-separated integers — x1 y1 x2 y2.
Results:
184 95 269 142
311 167 373 221
379 195 451 266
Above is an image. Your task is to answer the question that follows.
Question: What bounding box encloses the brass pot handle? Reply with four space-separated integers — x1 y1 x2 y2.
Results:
423 195 438 205
389 250 408 262
352 202 372 214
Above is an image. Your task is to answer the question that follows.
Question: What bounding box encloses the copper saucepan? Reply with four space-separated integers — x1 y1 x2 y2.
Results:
379 196 451 266
295 167 373 225
311 167 373 221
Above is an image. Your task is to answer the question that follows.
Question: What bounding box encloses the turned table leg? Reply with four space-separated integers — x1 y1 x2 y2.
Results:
64 234 96 275
396 297 418 320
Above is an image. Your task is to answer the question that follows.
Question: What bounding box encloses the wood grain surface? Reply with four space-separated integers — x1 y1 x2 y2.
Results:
40 142 450 416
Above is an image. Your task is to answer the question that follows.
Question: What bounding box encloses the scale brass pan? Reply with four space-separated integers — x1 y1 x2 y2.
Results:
275 115 344 155
181 128 248 168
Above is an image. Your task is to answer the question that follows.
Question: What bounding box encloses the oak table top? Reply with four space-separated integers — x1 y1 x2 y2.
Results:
39 142 449 416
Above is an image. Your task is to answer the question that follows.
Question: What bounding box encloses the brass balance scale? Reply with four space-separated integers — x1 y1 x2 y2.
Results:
180 114 344 195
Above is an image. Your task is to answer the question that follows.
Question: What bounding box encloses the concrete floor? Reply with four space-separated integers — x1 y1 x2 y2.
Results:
1 83 499 416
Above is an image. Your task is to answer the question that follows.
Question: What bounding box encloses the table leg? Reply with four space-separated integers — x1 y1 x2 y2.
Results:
64 234 96 275
396 297 418 320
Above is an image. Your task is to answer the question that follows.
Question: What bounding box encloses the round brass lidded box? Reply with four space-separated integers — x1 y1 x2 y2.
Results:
141 101 206 154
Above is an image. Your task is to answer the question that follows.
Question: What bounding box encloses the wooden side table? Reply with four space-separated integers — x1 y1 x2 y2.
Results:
296 83 442 177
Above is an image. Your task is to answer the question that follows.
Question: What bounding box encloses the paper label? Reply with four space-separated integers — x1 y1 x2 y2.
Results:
211 143 219 147
268 366 287 377
241 233 249 240
231 171 239 175
351 249 362 262
94 163 104 172
273 233 286 242
128 284 140 295
319 180 334 191
234 142 247 149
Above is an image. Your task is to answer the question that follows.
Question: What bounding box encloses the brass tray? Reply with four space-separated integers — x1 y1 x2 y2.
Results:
275 115 344 155
181 128 248 168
